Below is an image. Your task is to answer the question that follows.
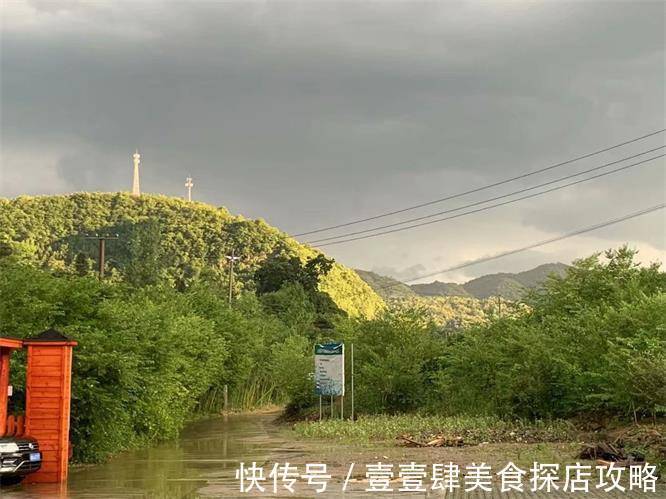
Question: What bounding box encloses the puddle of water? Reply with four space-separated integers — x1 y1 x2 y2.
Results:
2 412 287 498
2 413 662 498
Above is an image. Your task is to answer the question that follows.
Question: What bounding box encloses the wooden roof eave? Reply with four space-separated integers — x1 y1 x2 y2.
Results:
0 338 23 349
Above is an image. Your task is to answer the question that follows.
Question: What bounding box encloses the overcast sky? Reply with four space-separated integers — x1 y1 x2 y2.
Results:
1 1 664 283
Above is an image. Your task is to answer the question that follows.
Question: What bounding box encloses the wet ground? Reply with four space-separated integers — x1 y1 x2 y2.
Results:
1 412 663 498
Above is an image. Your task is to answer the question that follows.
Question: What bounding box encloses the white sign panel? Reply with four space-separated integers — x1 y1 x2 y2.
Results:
314 343 344 396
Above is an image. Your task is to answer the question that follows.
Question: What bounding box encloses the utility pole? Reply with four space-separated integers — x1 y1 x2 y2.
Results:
225 248 241 305
84 234 119 279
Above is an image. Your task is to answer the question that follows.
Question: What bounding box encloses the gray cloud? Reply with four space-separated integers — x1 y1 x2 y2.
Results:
1 0 664 280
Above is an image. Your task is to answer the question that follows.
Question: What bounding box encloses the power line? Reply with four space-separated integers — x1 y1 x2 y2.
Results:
313 153 665 247
377 203 665 290
306 146 665 244
293 128 665 237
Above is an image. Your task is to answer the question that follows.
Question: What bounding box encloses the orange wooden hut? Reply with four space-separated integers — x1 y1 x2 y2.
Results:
0 329 77 483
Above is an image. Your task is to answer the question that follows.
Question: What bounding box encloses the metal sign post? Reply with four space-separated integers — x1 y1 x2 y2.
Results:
314 342 345 420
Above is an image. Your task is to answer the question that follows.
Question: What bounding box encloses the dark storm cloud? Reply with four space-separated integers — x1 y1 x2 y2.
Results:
1 1 664 280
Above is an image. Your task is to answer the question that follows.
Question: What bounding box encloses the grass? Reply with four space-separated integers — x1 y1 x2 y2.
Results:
196 379 279 414
231 379 279 412
294 414 576 445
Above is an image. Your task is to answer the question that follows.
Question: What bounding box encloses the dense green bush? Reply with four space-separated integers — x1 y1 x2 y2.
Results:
0 253 352 461
0 261 230 461
0 260 312 461
336 309 444 414
293 248 664 422
432 248 666 419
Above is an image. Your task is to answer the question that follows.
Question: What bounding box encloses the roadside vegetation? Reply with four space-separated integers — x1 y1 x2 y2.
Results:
0 193 663 469
0 250 347 462
294 248 666 468
287 247 665 421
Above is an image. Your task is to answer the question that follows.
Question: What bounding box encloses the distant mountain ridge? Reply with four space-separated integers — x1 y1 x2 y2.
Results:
357 263 569 301
354 269 416 299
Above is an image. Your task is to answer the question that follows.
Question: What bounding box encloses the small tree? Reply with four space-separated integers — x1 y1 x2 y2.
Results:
254 252 334 295
125 219 165 287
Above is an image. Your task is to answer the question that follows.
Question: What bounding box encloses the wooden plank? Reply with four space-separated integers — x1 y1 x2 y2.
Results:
32 348 60 359
34 462 59 473
29 350 63 358
36 442 60 451
30 356 63 368
27 388 62 398
29 437 59 445
27 400 62 410
26 472 59 483
29 365 64 374
28 377 64 388
28 410 61 419
27 383 62 391
29 404 60 413
26 428 57 436
29 421 61 430
32 437 58 444
30 418 60 435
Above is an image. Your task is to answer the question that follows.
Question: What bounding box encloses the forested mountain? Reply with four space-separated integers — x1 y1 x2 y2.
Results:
461 273 530 300
410 281 471 298
358 263 569 301
512 263 570 288
354 269 416 299
461 263 569 299
0 193 384 317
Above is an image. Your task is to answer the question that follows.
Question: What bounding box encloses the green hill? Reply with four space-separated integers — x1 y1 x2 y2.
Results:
512 263 569 288
462 263 569 300
0 193 384 318
354 269 416 300
461 273 526 300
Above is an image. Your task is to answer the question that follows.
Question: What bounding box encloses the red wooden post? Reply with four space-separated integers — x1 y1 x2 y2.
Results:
0 338 23 437
0 348 11 437
24 329 77 484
